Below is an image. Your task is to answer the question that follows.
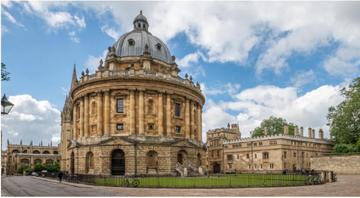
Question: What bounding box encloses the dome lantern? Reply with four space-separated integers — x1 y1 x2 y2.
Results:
133 10 149 31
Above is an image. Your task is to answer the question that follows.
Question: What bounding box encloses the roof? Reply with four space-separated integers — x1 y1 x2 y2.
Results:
112 11 174 64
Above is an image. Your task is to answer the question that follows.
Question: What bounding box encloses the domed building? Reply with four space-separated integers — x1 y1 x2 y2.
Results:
59 11 206 176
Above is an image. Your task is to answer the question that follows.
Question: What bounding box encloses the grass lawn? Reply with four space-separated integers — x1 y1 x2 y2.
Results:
93 174 308 188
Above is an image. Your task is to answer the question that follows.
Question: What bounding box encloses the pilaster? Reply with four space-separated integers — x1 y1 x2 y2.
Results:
157 91 164 136
138 89 145 135
103 90 110 136
84 94 89 138
97 91 103 136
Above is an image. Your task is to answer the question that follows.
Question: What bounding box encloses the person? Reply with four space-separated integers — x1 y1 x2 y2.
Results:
57 171 64 183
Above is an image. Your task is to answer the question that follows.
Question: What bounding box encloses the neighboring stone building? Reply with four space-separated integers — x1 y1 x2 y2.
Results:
6 142 60 175
207 125 332 173
2 151 7 175
59 11 206 176
223 126 332 173
206 123 241 173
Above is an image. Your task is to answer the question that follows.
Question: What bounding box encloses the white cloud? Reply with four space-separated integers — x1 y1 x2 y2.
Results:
84 50 108 73
323 45 360 77
101 25 120 41
2 9 24 27
202 82 241 96
291 70 316 88
202 84 344 139
178 51 206 68
1 95 61 149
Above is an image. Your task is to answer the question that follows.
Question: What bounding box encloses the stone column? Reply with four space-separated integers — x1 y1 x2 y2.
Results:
166 93 172 136
84 94 89 138
103 90 110 136
138 89 145 135
308 128 312 138
157 92 164 136
72 104 77 140
129 89 135 135
79 97 84 138
197 104 202 142
97 91 103 136
185 98 190 139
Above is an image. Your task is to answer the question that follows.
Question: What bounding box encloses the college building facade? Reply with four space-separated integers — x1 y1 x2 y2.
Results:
207 124 332 173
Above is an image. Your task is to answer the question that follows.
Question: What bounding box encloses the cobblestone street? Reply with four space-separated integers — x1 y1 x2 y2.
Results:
2 175 360 196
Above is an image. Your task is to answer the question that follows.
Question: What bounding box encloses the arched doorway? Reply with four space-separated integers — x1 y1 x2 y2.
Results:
177 150 187 165
70 152 75 175
111 149 125 175
146 150 158 173
213 162 221 173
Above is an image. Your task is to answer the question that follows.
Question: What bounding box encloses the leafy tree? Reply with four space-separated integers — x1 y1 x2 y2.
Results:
17 164 32 174
34 163 45 172
1 62 10 81
327 77 360 148
44 161 60 172
251 116 297 137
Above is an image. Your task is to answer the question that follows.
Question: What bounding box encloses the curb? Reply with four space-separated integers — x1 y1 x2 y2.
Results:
32 176 92 188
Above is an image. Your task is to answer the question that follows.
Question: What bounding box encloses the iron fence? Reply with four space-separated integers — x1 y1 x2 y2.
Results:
50 171 333 188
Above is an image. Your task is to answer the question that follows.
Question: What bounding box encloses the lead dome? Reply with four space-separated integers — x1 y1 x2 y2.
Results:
112 11 173 64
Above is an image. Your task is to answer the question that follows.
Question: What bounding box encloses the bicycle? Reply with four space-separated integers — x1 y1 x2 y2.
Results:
124 177 140 187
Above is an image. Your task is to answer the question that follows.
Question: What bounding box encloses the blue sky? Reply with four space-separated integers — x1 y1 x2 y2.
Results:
2 1 360 148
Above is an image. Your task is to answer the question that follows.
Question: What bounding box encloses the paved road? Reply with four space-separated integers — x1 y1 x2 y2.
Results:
1 176 121 196
2 175 360 196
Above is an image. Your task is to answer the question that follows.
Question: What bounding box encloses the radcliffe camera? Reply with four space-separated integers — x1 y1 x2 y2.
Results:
1 1 360 197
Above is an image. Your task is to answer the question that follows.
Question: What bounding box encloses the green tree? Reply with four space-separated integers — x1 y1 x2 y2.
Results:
1 62 10 81
251 116 297 137
327 77 360 150
34 163 45 172
17 164 32 174
44 161 60 172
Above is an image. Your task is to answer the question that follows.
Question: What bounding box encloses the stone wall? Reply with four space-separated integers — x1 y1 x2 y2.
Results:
311 155 360 174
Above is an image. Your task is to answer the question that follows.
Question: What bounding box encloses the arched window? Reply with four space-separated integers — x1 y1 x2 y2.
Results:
45 159 54 165
33 150 40 154
20 159 30 166
147 99 154 114
34 159 42 165
146 150 158 173
53 151 59 154
23 150 27 153
85 151 94 173
43 151 50 154
12 150 20 154
91 101 97 115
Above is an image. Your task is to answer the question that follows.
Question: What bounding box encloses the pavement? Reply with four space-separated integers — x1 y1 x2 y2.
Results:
1 175 360 196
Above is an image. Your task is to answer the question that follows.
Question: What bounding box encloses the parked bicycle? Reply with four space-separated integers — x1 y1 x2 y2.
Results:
124 177 140 187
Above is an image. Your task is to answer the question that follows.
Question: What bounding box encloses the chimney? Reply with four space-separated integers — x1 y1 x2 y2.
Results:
283 124 289 135
300 126 304 136
319 128 324 139
308 128 312 138
264 127 268 136
312 129 316 139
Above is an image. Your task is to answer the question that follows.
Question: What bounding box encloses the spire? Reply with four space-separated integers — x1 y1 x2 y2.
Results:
71 64 78 89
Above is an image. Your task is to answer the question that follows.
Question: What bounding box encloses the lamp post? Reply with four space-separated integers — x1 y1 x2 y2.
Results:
1 94 14 176
1 94 14 115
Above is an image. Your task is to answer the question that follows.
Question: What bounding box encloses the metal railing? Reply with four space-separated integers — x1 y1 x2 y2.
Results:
47 170 334 188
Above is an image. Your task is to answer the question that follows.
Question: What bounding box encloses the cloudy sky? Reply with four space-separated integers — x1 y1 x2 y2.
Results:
2 1 360 149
